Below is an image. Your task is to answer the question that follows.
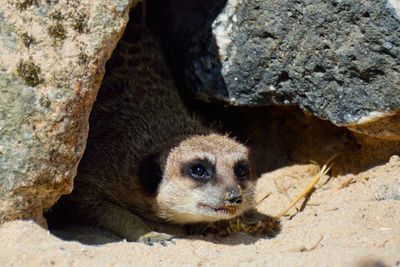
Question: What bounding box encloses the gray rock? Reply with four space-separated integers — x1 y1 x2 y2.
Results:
374 181 400 201
160 0 400 128
0 0 134 225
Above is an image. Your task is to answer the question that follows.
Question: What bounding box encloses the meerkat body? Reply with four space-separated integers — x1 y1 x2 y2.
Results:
50 17 255 244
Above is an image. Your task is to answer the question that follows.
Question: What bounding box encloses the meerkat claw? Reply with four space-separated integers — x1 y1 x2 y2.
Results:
138 231 175 246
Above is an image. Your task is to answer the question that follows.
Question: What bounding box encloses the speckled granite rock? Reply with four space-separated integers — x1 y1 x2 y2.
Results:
0 0 135 225
151 0 400 138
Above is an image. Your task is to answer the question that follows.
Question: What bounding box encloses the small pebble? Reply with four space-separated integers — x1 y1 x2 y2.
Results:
389 155 399 163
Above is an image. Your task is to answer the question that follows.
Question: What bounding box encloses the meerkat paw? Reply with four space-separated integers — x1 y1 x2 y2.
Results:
138 231 175 246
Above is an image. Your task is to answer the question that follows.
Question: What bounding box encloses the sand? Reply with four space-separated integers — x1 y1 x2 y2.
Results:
1 155 399 267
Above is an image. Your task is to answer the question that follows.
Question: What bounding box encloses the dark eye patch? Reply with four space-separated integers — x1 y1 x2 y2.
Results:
189 163 209 180
234 161 250 182
181 159 215 183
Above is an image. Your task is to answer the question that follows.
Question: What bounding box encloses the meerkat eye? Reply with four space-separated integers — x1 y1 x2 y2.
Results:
234 164 249 181
189 163 210 180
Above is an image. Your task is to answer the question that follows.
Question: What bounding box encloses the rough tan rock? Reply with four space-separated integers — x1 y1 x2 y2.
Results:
346 111 400 141
0 0 136 226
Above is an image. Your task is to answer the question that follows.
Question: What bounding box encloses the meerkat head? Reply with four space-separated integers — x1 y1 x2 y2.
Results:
149 133 255 224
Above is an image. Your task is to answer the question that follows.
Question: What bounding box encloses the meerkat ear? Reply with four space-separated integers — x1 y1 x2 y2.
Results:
137 153 162 195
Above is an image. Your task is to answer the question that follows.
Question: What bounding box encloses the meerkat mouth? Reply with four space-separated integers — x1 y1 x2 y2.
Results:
198 203 239 215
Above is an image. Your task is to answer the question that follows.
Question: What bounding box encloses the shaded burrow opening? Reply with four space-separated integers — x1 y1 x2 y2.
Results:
191 103 400 177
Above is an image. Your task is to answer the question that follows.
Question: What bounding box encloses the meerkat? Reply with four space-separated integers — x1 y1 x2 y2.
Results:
48 13 255 245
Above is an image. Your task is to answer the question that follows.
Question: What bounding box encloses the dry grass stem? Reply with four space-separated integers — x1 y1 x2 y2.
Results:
274 163 332 220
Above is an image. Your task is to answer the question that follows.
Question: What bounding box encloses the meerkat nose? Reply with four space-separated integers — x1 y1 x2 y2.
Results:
225 188 243 205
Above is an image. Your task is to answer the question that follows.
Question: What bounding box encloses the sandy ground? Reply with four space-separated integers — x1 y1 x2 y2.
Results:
1 155 399 267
